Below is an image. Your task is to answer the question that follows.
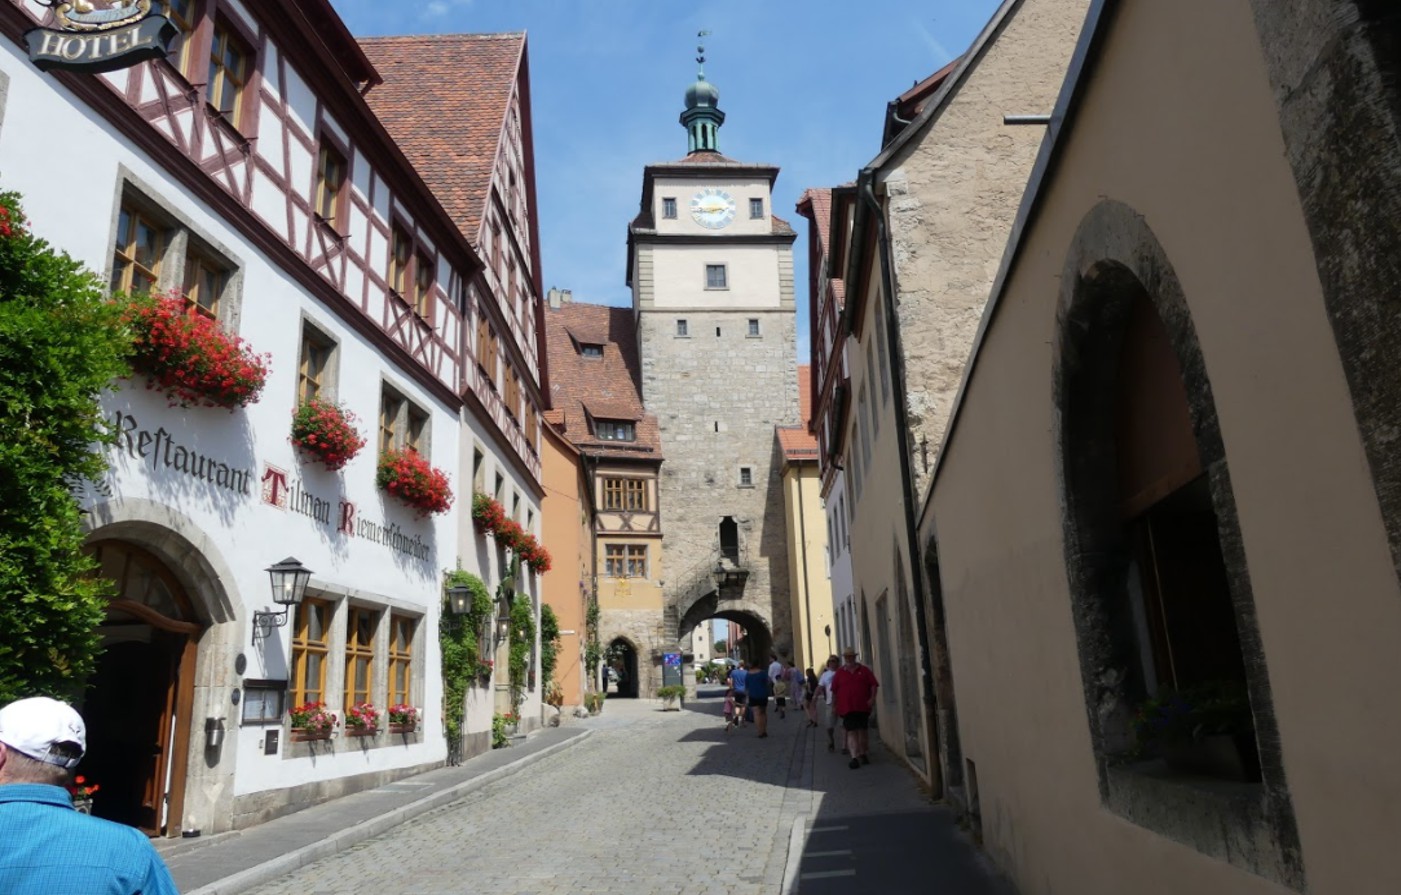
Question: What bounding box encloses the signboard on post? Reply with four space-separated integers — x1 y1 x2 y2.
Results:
662 652 681 687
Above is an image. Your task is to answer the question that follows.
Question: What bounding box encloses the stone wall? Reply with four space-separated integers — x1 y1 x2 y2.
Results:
881 0 1091 501
638 308 797 654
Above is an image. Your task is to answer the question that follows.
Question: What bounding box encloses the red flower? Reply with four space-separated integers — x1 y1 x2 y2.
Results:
121 292 270 409
291 398 366 471
377 448 453 516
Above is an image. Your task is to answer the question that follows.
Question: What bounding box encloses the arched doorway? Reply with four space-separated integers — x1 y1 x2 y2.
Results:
605 637 639 698
82 540 203 836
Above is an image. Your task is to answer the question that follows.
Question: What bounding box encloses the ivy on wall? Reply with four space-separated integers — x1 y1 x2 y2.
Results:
441 568 493 746
584 593 602 688
540 604 560 686
508 594 535 713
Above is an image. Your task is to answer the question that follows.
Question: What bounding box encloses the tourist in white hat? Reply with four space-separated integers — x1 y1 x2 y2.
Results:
0 696 179 894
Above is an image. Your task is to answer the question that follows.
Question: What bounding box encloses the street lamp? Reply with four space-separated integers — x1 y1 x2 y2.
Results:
446 581 473 617
495 593 513 642
252 557 312 645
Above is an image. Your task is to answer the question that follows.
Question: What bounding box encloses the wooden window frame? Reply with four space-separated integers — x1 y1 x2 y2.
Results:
163 0 198 77
604 544 625 578
297 324 334 405
315 138 348 228
290 597 331 708
626 545 648 579
379 387 404 455
111 203 165 295
207 17 253 130
602 478 625 511
413 249 435 319
596 419 636 442
344 606 378 713
388 615 415 708
524 405 538 453
389 223 412 298
182 250 225 319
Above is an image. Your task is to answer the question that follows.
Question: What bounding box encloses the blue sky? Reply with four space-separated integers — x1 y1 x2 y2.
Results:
329 0 1003 356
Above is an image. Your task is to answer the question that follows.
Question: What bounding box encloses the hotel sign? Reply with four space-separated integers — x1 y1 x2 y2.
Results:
25 2 176 74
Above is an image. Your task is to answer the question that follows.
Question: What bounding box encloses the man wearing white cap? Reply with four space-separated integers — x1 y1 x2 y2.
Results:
0 696 180 894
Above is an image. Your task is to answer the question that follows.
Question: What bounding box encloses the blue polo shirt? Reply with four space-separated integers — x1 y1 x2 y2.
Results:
729 666 748 695
745 670 771 701
0 783 179 895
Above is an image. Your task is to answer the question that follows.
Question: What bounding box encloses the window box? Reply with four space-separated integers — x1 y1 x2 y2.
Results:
377 449 454 516
124 292 269 409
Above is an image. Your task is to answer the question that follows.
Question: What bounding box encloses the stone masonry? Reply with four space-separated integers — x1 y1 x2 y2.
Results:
638 308 797 655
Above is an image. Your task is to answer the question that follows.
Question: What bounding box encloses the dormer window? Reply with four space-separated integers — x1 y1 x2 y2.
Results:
596 420 635 442
580 343 604 359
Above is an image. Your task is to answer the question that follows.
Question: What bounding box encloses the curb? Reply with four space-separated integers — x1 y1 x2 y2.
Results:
781 814 807 895
185 729 593 895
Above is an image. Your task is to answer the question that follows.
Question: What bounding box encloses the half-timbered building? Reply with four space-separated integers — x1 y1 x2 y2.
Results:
0 0 541 835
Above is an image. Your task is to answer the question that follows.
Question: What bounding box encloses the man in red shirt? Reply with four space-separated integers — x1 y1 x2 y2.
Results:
830 647 879 769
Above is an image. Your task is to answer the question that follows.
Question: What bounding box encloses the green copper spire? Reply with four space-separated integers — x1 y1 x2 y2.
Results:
681 30 724 154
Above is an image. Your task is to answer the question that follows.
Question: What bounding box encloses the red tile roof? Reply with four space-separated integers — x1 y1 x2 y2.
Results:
797 188 834 256
358 33 524 243
544 301 662 460
884 57 962 144
778 365 819 462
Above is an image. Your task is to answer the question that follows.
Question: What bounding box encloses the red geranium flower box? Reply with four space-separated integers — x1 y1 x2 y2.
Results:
124 291 269 409
292 397 366 471
377 448 454 516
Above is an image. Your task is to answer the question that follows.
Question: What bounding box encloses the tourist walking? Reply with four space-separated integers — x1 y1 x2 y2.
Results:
831 648 880 769
803 666 820 726
815 655 840 752
0 697 180 895
745 661 772 737
723 684 737 734
768 653 786 719
728 661 748 727
787 661 806 724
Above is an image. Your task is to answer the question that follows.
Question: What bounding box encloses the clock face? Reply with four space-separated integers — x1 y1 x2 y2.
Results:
690 188 736 229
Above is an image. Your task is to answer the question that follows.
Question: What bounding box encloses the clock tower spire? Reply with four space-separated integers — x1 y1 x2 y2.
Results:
681 30 724 154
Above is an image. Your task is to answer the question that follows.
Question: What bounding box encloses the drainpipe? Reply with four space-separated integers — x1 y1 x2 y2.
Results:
859 173 944 798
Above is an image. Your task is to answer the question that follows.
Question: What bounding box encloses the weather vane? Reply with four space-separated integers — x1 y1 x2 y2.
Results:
696 29 710 78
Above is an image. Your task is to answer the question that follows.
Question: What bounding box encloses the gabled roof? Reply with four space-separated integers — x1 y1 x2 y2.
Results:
883 58 962 145
359 33 525 243
797 188 834 255
544 301 662 460
778 365 819 463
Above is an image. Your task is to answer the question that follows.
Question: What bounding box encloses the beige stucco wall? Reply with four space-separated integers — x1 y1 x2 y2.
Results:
925 1 1401 893
845 266 929 781
652 174 773 237
782 464 835 670
644 243 788 310
882 0 1091 501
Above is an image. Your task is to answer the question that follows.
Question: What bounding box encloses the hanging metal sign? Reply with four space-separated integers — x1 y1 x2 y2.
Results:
25 2 177 74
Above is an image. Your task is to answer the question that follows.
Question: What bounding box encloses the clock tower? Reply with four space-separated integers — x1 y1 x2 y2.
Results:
625 57 799 664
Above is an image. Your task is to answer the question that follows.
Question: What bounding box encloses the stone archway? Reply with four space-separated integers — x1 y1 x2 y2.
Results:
605 636 640 698
82 497 243 837
676 591 773 667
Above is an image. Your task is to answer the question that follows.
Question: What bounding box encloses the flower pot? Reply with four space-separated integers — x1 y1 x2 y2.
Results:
388 722 417 735
290 727 333 742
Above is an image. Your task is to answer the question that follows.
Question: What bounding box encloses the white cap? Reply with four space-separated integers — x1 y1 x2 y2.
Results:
0 697 86 769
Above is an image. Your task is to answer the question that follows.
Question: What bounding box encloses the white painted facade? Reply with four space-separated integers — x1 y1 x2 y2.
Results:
824 468 855 659
0 0 540 835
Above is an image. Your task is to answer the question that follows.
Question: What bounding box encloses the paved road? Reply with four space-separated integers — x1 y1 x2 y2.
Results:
236 693 1006 895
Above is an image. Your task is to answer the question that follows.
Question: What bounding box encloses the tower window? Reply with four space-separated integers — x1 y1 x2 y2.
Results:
705 264 728 290
580 343 604 358
715 327 722 338
739 466 753 487
662 197 677 219
747 318 760 337
676 319 689 337
750 198 763 219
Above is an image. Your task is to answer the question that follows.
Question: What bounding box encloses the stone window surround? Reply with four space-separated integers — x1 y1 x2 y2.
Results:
378 376 431 457
704 263 728 290
1054 200 1303 890
281 582 427 759
738 466 754 488
105 166 246 334
746 318 761 338
296 314 340 403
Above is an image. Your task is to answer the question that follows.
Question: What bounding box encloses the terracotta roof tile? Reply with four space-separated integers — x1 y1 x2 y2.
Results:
544 301 663 461
796 189 833 255
359 33 524 243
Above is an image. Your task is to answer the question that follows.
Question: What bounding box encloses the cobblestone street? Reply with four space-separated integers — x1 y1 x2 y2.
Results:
229 694 1003 895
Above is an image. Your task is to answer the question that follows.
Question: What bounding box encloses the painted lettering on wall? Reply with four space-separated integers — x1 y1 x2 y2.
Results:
259 463 432 566
111 410 253 496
